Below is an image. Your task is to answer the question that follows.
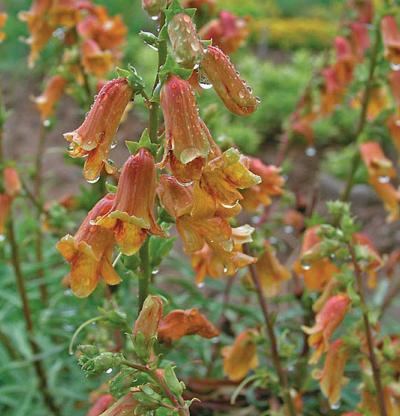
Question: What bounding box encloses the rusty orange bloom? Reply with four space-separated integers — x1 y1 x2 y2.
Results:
133 295 163 343
302 294 350 364
33 75 66 121
157 175 193 218
251 242 291 297
201 46 258 116
334 36 355 87
97 149 164 256
349 22 370 61
57 194 121 297
99 394 138 416
81 39 113 77
3 167 21 198
168 13 204 69
200 11 248 54
49 0 80 28
192 148 261 218
160 75 210 166
313 339 348 406
241 157 284 212
158 308 219 343
0 12 7 42
19 0 55 67
381 15 400 65
222 329 259 381
369 177 400 222
387 116 400 154
294 226 339 291
0 194 12 237
64 78 133 182
348 0 374 24
87 394 114 416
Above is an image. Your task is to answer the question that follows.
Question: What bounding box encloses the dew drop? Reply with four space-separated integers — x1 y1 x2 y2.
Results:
152 268 159 275
197 282 205 289
43 119 51 127
330 401 340 410
151 15 159 21
110 141 117 149
395 119 400 127
284 225 293 234
390 63 400 72
378 175 390 184
89 220 97 226
106 368 113 374
87 176 100 184
0 234 5 242
305 146 316 157
223 266 228 273
301 261 311 271
199 74 213 90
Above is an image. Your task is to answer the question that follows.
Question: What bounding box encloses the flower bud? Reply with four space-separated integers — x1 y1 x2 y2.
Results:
142 0 167 17
33 75 66 121
381 15 400 65
133 295 163 342
3 167 21 197
201 46 258 116
160 75 210 164
168 13 204 69
96 149 164 255
0 194 12 237
64 78 133 182
100 394 138 416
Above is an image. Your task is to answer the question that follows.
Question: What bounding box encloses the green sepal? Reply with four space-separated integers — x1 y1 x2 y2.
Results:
117 65 145 94
126 129 158 157
105 182 117 193
159 54 193 83
163 364 184 396
131 332 150 362
139 31 159 48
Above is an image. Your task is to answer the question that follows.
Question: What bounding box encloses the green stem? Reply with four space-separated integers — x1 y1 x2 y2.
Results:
349 244 387 416
138 237 151 314
340 19 381 202
245 246 296 416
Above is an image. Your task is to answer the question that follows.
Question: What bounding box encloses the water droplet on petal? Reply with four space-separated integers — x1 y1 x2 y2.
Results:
0 234 5 242
151 15 159 21
43 119 51 127
378 175 390 184
305 146 316 157
87 176 100 184
197 282 205 289
284 225 293 234
106 368 113 374
330 401 340 410
390 63 400 71
301 260 311 271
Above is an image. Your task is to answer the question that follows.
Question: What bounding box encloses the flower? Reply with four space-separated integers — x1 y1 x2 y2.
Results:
369 177 400 222
222 329 258 381
250 242 291 297
241 158 284 212
294 226 339 291
183 0 216 15
360 386 399 416
302 294 350 364
158 308 219 343
313 339 348 406
201 46 258 116
160 75 210 166
0 13 7 42
133 295 163 343
33 75 66 120
81 39 113 77
348 0 373 24
99 394 138 416
49 0 80 28
96 149 164 256
0 194 12 237
87 394 114 416
191 148 261 218
57 194 121 297
381 15 400 65
199 11 248 54
168 13 204 69
157 175 193 218
349 22 370 60
3 167 21 197
64 78 133 182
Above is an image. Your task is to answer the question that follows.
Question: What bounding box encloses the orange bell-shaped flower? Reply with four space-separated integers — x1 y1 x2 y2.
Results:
81 39 113 78
57 194 121 297
64 78 133 182
96 148 164 256
33 75 66 121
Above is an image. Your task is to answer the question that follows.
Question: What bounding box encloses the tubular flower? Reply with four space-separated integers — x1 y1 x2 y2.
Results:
56 194 121 298
201 46 258 116
250 242 291 297
222 329 259 381
191 225 256 285
96 149 164 256
19 0 55 67
334 36 355 87
142 0 167 17
81 39 113 77
192 148 261 218
64 78 133 182
87 394 115 416
389 69 400 108
33 75 66 120
133 295 163 343
313 339 348 407
49 0 80 28
3 167 21 197
369 177 400 222
0 13 7 42
387 115 400 154
349 22 370 60
381 15 400 65
168 13 204 69
240 157 284 212
348 0 374 24
160 75 210 166
0 194 12 237
199 11 249 54
158 308 219 343
302 294 350 364
320 66 343 115
294 226 339 291
157 175 193 218
100 394 138 416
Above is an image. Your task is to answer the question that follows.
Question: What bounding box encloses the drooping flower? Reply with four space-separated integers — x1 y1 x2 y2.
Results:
348 0 374 24
334 36 355 87
3 167 21 198
133 295 163 343
222 329 259 381
33 75 66 121
64 78 133 182
81 39 113 77
240 157 284 212
157 175 193 218
369 177 400 222
49 0 80 28
294 226 339 291
360 386 400 416
313 339 348 406
0 13 7 42
250 242 291 297
168 13 204 69
200 46 258 116
0 194 12 237
381 15 400 65
96 149 164 256
99 394 138 416
349 22 370 60
160 75 210 167
87 394 115 416
199 11 249 54
57 194 121 297
302 294 350 364
158 308 219 343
